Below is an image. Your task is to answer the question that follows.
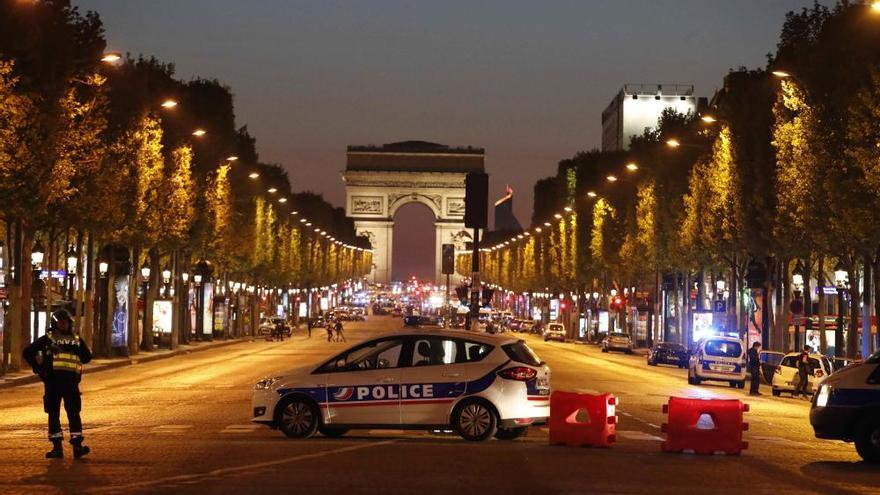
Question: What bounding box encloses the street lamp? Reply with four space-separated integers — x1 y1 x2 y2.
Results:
625 162 638 171
162 265 172 298
31 239 45 340
66 245 78 301
160 99 178 109
98 259 109 278
31 239 45 268
792 260 805 350
666 138 681 148
833 261 848 358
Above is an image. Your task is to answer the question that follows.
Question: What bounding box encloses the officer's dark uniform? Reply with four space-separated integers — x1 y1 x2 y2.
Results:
22 310 92 459
747 343 762 395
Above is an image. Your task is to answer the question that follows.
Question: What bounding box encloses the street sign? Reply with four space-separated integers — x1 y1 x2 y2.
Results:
713 300 726 313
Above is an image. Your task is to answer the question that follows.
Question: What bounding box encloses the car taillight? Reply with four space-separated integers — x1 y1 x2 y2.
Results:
498 367 537 381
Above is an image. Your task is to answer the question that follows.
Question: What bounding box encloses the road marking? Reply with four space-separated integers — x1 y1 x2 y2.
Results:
91 440 396 493
368 429 405 435
150 425 193 434
221 424 261 433
616 430 663 441
646 423 660 429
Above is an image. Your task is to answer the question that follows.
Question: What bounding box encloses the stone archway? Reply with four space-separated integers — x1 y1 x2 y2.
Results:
342 141 483 284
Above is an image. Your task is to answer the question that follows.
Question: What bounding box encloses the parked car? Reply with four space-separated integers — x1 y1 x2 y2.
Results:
758 350 786 385
543 323 566 342
509 319 523 332
601 332 634 354
687 336 746 388
311 316 327 328
647 342 687 367
772 352 833 396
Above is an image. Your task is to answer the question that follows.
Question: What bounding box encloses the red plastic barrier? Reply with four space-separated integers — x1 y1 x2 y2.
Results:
660 397 749 455
549 391 617 448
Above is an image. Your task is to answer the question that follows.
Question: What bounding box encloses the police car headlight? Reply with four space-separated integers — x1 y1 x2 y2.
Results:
815 384 831 407
254 376 282 390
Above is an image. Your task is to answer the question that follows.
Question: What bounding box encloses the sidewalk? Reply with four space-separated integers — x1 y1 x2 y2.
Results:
0 338 250 390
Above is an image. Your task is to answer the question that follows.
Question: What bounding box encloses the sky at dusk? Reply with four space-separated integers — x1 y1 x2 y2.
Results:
75 0 821 279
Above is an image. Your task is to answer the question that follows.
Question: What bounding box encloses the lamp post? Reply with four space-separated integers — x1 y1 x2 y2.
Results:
181 271 190 343
193 258 212 341
161 265 172 298
65 244 78 302
31 239 45 341
833 262 848 358
140 261 151 350
792 260 805 350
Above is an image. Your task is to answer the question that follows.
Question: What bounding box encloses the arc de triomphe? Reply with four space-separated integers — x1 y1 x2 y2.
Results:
342 141 483 284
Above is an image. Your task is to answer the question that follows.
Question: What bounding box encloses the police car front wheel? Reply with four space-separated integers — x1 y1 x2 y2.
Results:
278 397 320 439
854 416 880 462
453 400 498 441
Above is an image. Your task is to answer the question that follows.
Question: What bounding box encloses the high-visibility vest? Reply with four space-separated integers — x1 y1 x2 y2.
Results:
48 332 83 375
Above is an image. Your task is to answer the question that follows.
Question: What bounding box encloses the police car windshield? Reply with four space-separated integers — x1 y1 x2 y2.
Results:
705 340 742 358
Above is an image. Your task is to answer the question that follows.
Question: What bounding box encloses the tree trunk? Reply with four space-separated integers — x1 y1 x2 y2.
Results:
818 256 828 354
862 253 873 359
683 270 692 346
847 261 861 359
128 245 140 357
781 259 792 353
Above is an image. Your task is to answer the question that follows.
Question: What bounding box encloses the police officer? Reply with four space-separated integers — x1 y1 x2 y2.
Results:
22 309 92 459
747 341 762 396
794 346 812 399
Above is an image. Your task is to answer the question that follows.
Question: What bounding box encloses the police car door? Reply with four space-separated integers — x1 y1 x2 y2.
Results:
324 337 405 426
399 336 469 425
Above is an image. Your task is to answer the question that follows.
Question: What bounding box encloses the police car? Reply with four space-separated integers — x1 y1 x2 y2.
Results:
810 350 880 462
252 330 550 441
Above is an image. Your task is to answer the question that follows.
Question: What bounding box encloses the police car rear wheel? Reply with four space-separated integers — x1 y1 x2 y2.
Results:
854 417 880 462
278 398 319 439
454 400 497 441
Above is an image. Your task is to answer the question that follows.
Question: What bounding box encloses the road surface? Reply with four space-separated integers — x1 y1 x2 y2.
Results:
0 316 876 494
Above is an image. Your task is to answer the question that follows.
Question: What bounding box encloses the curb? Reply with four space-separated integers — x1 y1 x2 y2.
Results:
0 338 250 390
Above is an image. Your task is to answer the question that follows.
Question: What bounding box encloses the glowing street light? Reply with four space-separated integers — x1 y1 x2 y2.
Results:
700 115 717 123
666 138 681 148
771 70 791 79
606 174 618 182
100 52 122 63
267 187 278 193
192 129 206 137
873 1 880 12
160 99 178 109
625 162 638 171
226 155 239 162
278 197 288 203
587 191 597 198
248 172 260 179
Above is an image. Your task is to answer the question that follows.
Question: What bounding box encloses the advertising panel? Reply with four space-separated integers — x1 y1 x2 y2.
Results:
747 289 764 346
598 310 609 334
549 299 559 321
202 283 214 335
692 311 714 342
112 275 128 348
152 300 173 334
214 300 227 333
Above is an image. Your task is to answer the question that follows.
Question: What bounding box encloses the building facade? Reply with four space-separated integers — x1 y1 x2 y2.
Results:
601 84 699 152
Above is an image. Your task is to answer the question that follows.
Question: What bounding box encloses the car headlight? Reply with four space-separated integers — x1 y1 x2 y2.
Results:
815 384 831 407
254 376 282 390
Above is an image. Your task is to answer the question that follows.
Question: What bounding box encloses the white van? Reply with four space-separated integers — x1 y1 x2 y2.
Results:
810 351 880 462
687 336 747 389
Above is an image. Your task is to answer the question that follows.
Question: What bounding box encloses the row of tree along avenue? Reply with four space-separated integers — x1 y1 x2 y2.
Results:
0 1 372 373
458 2 880 360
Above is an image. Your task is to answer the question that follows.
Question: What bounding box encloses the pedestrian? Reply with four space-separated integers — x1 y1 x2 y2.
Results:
795 346 812 399
335 320 346 343
307 318 313 339
747 341 762 396
327 319 334 342
22 309 92 459
274 320 284 342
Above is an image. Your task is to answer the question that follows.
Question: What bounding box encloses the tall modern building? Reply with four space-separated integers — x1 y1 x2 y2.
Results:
494 185 523 232
601 84 701 152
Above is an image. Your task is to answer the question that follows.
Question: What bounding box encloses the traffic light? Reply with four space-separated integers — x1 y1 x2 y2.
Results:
464 172 488 229
441 243 455 275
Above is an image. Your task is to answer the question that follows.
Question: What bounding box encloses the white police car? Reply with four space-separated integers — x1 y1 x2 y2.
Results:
252 330 551 441
687 336 747 388
810 350 880 462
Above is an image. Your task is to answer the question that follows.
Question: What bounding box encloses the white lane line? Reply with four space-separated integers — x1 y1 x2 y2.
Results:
619 411 632 417
150 425 193 434
616 430 663 441
367 429 405 435
221 425 261 433
91 440 396 493
646 423 660 429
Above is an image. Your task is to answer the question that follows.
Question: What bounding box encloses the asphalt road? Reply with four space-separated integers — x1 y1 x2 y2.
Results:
0 316 877 495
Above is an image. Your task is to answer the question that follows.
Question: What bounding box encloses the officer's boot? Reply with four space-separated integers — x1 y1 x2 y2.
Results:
45 439 64 459
71 436 90 459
